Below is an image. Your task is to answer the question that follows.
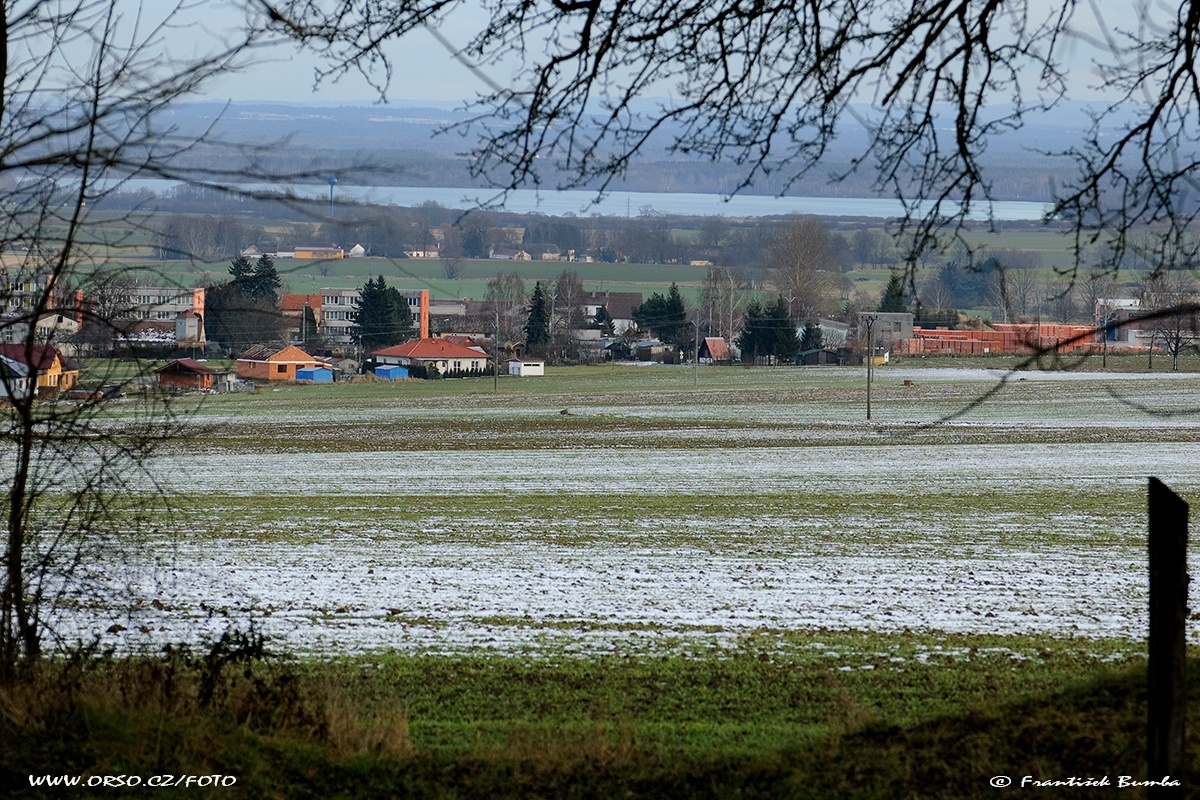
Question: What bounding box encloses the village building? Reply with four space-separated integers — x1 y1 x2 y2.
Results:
293 244 345 260
507 357 545 377
280 294 323 344
582 291 642 334
235 344 325 381
372 337 490 376
698 337 733 365
488 247 531 261
155 358 216 391
319 288 430 347
0 355 32 401
0 343 80 393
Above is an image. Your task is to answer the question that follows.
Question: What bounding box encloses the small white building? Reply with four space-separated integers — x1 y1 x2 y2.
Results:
507 358 545 377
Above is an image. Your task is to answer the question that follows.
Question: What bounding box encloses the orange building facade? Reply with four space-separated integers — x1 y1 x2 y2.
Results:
236 345 324 381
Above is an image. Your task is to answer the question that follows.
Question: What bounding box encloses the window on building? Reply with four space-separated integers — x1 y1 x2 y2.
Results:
277 365 287 374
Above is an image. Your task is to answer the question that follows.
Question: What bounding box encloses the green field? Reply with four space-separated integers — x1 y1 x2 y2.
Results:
104 216 1152 309
6 363 1200 797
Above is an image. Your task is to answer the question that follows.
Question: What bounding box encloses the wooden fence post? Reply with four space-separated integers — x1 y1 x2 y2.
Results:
1148 477 1188 798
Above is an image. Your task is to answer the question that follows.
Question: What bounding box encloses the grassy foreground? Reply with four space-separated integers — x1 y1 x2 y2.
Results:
2 633 1195 799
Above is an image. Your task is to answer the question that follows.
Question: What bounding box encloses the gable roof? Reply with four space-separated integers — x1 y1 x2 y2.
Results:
0 344 64 371
237 344 318 362
154 358 214 376
702 337 730 360
582 291 643 320
0 354 29 379
373 338 490 360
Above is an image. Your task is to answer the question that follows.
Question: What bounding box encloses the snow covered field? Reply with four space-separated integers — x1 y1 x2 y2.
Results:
67 366 1200 656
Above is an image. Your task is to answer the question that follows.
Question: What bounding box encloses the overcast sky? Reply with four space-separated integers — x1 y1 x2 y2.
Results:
194 1 1148 106
203 4 499 105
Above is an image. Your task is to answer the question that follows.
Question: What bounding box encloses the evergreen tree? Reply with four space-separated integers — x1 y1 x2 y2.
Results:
247 254 282 305
800 320 823 352
228 255 253 282
593 305 614 335
351 275 415 352
765 296 801 358
737 296 800 362
878 271 908 313
524 281 551 356
632 282 688 346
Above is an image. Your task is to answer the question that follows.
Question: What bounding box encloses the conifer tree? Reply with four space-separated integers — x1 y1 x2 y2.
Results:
878 272 909 313
352 275 415 352
248 254 282 305
800 321 823 352
525 281 552 356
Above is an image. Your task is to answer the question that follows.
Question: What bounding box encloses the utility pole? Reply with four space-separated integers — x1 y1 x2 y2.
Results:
328 176 337 216
864 313 877 421
493 308 500 393
692 318 699 387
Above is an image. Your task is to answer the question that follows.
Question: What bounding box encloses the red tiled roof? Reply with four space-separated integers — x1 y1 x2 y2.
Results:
374 338 490 360
0 343 62 370
281 294 322 312
703 337 730 360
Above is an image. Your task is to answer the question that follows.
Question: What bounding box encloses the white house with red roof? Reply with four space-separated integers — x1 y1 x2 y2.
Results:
373 338 490 376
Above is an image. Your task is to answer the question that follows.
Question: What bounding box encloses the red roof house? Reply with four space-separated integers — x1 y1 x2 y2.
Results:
373 338 490 375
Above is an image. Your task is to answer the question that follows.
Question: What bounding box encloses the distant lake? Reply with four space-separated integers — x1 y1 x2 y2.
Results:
123 179 1053 221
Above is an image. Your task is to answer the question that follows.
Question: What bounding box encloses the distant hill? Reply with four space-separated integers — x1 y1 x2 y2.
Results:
159 99 1101 202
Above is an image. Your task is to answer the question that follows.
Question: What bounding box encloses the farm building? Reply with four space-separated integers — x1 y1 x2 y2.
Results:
293 244 344 260
295 366 333 383
374 364 409 380
295 366 334 383
507 358 545 377
155 358 215 391
236 344 325 381
373 338 490 376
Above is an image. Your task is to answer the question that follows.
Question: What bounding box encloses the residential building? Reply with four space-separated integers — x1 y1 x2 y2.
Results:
281 294 323 345
319 288 430 347
698 337 732 364
0 355 32 401
373 337 490 376
112 285 206 347
582 291 642 334
0 344 79 393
